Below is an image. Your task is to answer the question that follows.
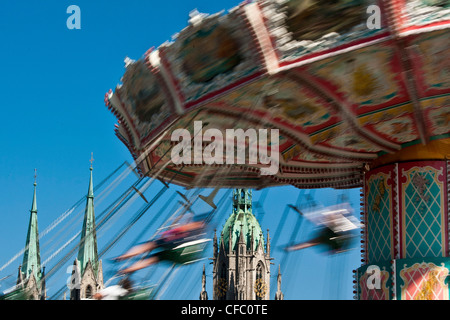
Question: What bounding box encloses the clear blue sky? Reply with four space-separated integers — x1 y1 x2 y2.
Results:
0 0 362 300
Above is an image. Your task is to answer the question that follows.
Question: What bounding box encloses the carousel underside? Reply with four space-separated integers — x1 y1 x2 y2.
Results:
105 0 450 189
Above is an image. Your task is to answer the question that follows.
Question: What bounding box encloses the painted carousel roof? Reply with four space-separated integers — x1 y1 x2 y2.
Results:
105 0 450 190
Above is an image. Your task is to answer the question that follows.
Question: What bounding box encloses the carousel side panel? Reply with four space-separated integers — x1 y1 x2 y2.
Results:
354 262 392 300
364 164 395 265
395 257 450 300
399 160 448 259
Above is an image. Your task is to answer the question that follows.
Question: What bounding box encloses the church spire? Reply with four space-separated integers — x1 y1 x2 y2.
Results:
199 264 208 300
275 265 284 300
213 229 218 260
21 170 41 282
31 169 38 214
77 158 99 276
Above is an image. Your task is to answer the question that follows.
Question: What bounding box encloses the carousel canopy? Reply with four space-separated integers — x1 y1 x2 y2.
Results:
105 0 450 189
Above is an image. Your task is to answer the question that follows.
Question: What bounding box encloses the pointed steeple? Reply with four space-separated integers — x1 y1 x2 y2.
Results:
21 172 41 282
31 174 38 214
250 227 255 252
199 264 208 300
17 266 24 287
77 161 99 277
275 265 284 300
238 224 245 245
213 229 218 260
228 226 232 255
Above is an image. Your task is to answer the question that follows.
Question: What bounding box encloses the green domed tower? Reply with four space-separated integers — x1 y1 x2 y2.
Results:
212 189 273 300
222 189 264 253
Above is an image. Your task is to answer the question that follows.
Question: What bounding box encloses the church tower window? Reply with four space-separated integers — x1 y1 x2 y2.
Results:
85 285 93 299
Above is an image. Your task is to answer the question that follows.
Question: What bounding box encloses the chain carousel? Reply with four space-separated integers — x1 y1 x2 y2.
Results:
105 0 450 300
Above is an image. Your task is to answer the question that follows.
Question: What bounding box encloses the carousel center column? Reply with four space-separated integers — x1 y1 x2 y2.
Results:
354 141 449 300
